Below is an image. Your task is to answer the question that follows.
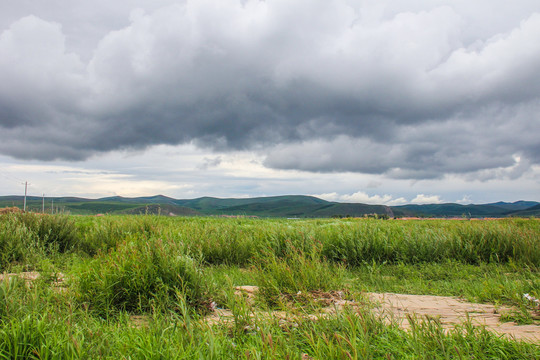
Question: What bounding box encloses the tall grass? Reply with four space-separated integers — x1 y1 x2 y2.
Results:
75 216 539 267
0 215 39 271
75 215 165 255
0 215 538 358
320 219 540 266
74 237 210 316
1 214 538 271
256 243 346 305
1 275 538 360
0 213 78 270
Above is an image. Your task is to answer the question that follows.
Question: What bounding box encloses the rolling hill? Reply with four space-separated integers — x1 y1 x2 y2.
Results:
504 204 540 217
393 201 540 218
0 195 537 218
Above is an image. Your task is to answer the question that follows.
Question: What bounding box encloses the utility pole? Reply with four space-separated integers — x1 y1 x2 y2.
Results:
51 198 54 214
23 181 28 212
42 194 45 213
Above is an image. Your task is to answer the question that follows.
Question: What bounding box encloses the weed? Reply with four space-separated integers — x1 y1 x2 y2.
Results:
74 237 210 316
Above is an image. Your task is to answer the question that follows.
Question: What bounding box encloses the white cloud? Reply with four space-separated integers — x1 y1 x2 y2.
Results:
386 197 408 206
314 192 340 202
1 1 540 202
1 1 539 174
411 194 443 204
341 191 393 205
456 195 472 204
1 148 539 202
315 191 408 205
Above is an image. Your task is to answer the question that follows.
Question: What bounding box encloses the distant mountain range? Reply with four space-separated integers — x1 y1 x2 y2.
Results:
0 195 538 218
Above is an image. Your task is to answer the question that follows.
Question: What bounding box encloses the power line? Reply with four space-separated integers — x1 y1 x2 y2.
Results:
0 166 24 184
0 166 55 212
0 166 47 196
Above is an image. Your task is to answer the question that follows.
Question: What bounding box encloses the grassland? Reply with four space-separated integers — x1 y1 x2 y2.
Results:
0 213 539 358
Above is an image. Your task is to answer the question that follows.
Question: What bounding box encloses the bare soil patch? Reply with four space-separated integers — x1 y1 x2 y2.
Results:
0 207 22 214
2 274 537 342
206 286 540 343
368 292 539 342
0 271 66 290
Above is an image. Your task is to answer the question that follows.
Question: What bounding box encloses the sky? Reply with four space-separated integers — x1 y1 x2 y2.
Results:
0 0 539 205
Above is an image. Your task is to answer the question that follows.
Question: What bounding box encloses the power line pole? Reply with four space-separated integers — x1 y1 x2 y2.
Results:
51 198 54 214
23 181 28 212
42 193 45 213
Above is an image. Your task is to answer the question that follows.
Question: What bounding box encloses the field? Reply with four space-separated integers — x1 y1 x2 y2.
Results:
0 213 539 358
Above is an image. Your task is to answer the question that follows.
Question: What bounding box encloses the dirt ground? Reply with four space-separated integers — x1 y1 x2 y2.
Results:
2 274 538 342
207 286 540 343
367 292 539 342
0 271 66 290
0 207 22 214
0 272 42 282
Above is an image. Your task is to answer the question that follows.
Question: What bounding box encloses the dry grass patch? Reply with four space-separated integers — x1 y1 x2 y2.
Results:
0 207 22 215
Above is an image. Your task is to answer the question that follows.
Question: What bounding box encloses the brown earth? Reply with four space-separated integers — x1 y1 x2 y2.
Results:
368 292 539 342
0 271 43 282
206 286 540 343
0 271 66 290
2 274 538 342
0 207 22 214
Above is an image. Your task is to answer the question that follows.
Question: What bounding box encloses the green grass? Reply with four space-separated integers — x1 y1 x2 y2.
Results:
0 214 538 358
0 213 79 271
74 237 210 316
0 281 537 359
347 260 540 307
256 245 346 306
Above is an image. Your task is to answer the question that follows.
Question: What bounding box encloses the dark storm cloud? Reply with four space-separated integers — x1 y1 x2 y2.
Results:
0 0 539 179
265 102 540 179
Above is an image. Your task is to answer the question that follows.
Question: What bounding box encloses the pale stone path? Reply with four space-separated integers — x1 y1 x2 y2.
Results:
207 286 540 343
2 274 538 342
368 292 540 342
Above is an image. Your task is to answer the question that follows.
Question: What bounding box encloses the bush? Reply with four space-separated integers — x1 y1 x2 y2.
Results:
0 214 38 270
256 244 345 305
75 238 210 315
76 215 167 256
321 219 540 267
1 213 78 253
0 212 80 270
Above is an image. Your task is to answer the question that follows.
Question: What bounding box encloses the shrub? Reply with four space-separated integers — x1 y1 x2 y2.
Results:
75 237 209 315
2 212 79 253
0 214 38 270
256 244 345 305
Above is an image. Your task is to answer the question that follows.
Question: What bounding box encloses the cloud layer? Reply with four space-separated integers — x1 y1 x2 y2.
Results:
1 0 539 181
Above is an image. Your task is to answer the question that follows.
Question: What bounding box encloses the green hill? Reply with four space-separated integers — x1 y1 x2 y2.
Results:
392 201 540 218
486 201 539 211
0 195 537 218
505 204 540 217
174 195 328 214
121 204 201 216
172 195 389 218
100 195 178 205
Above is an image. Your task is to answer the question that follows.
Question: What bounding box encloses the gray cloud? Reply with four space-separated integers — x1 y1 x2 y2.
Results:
265 101 540 179
198 156 222 170
0 1 539 180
